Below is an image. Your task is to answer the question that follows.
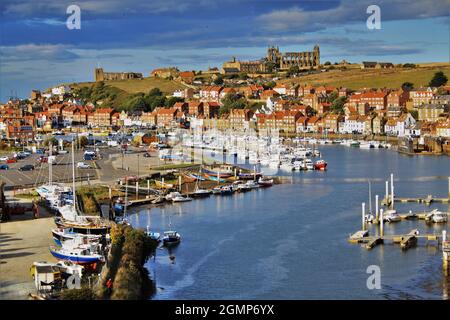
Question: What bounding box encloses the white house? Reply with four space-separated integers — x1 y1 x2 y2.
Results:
384 113 416 136
340 115 365 134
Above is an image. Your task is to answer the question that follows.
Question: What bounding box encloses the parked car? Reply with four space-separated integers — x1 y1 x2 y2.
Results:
0 164 9 170
58 150 68 154
7 158 17 163
19 164 35 171
0 156 9 162
37 156 48 163
143 152 151 158
76 162 91 169
36 149 45 155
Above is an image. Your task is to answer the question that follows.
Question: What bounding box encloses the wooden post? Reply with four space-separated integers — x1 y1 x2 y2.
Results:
179 176 182 192
390 173 394 209
379 209 384 237
147 179 150 194
136 181 139 200
443 230 448 276
362 202 366 231
253 165 256 181
448 177 450 198
375 194 379 222
108 186 112 200
385 181 389 205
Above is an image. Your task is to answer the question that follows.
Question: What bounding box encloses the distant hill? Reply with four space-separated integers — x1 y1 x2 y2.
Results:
280 63 450 89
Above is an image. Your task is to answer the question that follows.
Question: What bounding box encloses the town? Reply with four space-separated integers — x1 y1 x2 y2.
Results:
2 46 449 156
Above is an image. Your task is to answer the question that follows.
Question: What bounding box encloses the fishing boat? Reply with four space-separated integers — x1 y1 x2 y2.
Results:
162 231 181 246
314 160 328 171
359 142 374 149
49 238 104 265
220 186 234 195
203 173 228 183
258 177 273 187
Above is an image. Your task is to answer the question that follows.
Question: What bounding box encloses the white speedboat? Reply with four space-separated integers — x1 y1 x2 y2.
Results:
384 209 401 222
162 231 181 246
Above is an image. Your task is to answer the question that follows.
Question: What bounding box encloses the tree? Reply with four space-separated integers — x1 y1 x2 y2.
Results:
287 66 300 77
213 75 224 85
265 61 276 73
220 93 248 115
77 136 89 148
324 61 331 66
401 82 414 91
429 71 448 87
331 96 347 114
402 63 416 68
164 97 184 108
263 81 276 90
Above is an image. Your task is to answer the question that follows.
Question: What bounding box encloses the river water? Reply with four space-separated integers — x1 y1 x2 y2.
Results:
128 145 450 299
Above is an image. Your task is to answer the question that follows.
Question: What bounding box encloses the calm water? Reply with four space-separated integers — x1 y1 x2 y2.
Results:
128 146 450 299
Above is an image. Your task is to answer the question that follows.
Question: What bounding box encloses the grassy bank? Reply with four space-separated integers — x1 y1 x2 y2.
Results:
95 224 158 300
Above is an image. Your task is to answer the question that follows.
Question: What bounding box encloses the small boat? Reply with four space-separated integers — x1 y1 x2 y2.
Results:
360 142 374 149
245 180 260 189
146 226 161 242
220 186 234 195
212 186 223 194
162 231 181 246
280 162 294 171
191 189 212 198
165 192 182 201
54 217 111 235
431 210 448 223
258 177 273 187
172 195 193 202
314 160 327 171
303 159 314 170
384 210 401 222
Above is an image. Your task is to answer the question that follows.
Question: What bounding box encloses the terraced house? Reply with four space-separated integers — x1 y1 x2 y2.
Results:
88 108 114 127
417 104 449 122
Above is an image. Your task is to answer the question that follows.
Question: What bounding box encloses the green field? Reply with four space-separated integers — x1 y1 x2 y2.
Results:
281 63 450 89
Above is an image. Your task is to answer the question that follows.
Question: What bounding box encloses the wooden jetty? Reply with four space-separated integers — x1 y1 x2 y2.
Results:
348 229 439 251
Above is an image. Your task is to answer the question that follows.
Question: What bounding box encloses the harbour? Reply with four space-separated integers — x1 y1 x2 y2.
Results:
122 144 450 300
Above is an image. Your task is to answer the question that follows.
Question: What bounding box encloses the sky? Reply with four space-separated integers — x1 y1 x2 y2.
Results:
0 0 449 102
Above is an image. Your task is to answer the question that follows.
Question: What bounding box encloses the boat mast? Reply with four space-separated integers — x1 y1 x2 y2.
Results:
49 142 52 186
71 140 77 211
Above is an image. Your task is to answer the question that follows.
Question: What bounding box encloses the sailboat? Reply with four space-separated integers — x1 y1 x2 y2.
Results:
54 140 111 235
191 166 212 198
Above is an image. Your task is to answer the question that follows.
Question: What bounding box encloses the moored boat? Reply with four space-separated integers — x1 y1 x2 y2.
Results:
314 160 328 171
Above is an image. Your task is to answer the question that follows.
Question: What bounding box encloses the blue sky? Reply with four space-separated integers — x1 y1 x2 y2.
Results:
0 0 449 102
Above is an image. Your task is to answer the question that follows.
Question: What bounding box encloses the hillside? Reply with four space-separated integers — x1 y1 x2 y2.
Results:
71 77 187 95
280 63 450 89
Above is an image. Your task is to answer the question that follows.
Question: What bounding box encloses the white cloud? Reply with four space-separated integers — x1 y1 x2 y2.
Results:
257 0 449 32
